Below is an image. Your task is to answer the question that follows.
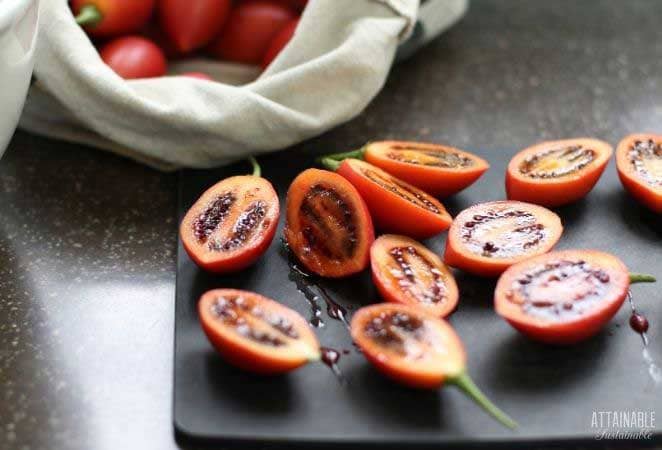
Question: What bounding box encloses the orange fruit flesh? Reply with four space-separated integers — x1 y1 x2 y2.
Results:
371 235 458 317
444 201 563 277
506 138 612 207
495 250 629 344
363 141 489 197
351 304 466 389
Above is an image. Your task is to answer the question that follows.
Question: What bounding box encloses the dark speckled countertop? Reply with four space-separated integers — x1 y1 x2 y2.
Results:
1 1 661 449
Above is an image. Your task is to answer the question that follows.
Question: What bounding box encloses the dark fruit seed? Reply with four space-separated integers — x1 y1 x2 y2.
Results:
595 270 610 283
388 246 447 304
519 145 596 179
482 241 498 254
268 314 299 339
300 185 357 260
193 192 235 242
364 311 424 355
210 200 267 252
236 323 286 347
461 208 546 258
302 226 317 249
210 295 297 346
362 168 440 214
511 260 614 321
386 146 474 168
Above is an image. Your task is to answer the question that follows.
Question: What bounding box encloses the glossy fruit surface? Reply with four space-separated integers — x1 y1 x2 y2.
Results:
180 175 280 273
73 0 156 38
199 289 320 373
444 201 563 277
371 235 458 318
616 134 662 213
336 159 452 239
285 168 374 277
495 250 630 344
351 303 465 389
158 0 232 53
100 36 167 79
506 138 613 207
209 0 296 65
363 141 490 197
261 18 299 68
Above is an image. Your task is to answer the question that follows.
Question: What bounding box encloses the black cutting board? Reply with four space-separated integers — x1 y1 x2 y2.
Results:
174 146 662 449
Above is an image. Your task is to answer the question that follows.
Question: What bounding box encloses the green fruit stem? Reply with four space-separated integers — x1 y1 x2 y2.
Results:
449 372 517 430
75 5 103 27
630 273 656 284
319 157 341 172
321 147 366 161
249 156 261 178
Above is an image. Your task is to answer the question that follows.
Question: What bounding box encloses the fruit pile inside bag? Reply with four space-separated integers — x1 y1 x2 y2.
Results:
71 0 307 80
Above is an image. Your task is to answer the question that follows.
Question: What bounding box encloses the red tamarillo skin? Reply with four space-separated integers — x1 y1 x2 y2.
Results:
336 159 452 239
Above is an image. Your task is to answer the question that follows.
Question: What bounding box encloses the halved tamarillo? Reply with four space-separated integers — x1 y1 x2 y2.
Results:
321 158 453 238
495 250 656 344
180 158 280 273
323 141 489 197
371 235 458 318
506 138 613 207
351 303 516 428
444 201 563 277
284 168 374 278
199 289 320 373
616 134 662 213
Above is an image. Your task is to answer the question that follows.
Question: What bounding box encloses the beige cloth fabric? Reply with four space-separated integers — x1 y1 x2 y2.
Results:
19 0 466 170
